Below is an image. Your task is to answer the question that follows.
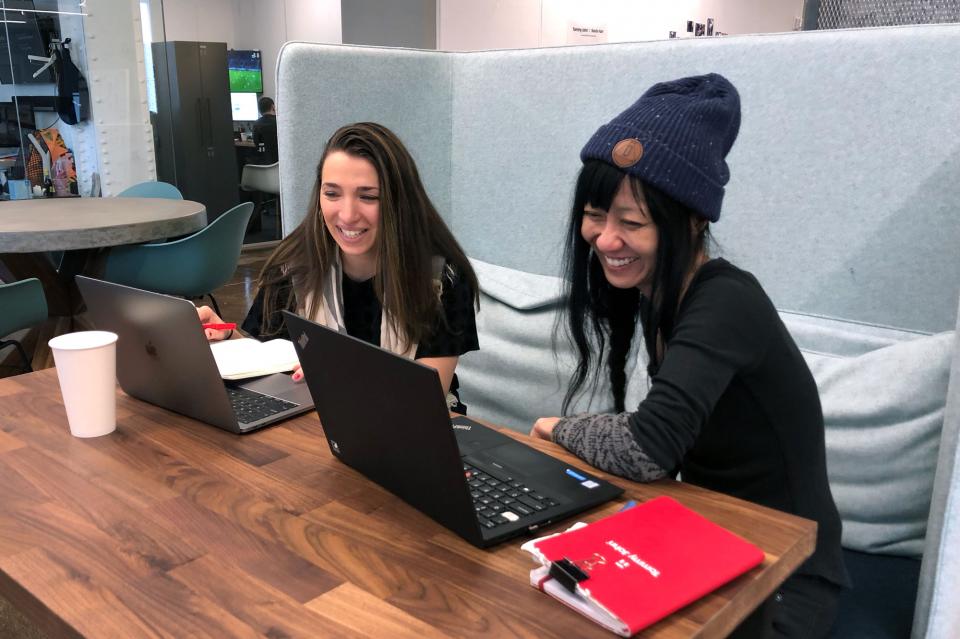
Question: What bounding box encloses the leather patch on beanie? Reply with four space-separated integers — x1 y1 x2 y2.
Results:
611 138 644 168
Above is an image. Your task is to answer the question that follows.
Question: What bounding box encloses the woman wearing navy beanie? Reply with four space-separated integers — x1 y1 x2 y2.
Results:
531 74 849 638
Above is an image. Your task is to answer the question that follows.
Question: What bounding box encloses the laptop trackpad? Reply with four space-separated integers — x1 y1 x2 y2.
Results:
240 373 312 405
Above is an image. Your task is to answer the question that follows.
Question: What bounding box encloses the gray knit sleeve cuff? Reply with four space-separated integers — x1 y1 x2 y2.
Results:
552 413 668 483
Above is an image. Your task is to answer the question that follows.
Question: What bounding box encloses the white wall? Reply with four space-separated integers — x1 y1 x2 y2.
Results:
283 0 342 43
438 0 541 50
161 0 341 99
160 0 238 44
439 0 804 51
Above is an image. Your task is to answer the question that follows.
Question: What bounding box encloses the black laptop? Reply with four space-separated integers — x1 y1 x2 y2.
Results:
283 310 623 547
76 276 314 433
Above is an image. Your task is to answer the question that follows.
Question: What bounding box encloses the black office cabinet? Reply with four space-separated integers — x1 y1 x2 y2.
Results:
152 41 238 221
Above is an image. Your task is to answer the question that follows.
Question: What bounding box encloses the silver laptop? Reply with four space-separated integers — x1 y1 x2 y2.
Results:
76 276 314 433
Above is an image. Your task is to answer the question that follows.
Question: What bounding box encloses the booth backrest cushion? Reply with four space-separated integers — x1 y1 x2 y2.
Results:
277 46 452 239
783 310 954 557
465 258 648 430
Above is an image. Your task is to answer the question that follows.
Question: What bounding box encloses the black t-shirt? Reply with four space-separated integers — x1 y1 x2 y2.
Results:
252 113 278 163
241 264 479 361
629 258 850 587
340 271 479 359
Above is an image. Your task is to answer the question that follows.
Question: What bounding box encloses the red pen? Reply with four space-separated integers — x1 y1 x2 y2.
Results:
202 323 237 331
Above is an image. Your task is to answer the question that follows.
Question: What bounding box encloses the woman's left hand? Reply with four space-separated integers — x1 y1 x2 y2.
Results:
530 417 562 441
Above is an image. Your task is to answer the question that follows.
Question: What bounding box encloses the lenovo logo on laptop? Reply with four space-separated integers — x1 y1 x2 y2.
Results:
452 423 472 431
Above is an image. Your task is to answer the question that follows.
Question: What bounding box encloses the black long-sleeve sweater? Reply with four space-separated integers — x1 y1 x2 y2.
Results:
554 258 849 588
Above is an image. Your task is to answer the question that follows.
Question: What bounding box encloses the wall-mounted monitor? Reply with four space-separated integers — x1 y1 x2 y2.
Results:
227 49 263 93
230 92 260 121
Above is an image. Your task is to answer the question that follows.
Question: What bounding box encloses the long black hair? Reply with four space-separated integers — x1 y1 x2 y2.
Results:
560 160 710 414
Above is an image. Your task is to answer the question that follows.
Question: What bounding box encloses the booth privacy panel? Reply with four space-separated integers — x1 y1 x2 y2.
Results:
276 27 960 637
448 28 960 333
276 43 453 235
278 27 959 333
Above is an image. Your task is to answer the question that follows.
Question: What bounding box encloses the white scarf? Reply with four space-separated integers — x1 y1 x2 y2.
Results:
301 252 457 406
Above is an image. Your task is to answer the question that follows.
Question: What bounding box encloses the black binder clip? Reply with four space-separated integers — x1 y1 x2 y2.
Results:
549 557 590 593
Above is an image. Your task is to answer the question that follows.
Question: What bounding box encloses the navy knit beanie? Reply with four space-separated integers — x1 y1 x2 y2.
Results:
580 73 741 223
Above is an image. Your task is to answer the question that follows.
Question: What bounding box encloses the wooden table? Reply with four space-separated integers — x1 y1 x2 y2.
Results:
0 197 206 368
0 370 816 638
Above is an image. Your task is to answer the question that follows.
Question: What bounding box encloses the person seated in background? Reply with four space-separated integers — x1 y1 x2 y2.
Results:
199 122 480 413
529 74 850 637
253 96 278 163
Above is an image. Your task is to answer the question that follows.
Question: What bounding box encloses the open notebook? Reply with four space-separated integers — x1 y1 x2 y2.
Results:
210 338 300 380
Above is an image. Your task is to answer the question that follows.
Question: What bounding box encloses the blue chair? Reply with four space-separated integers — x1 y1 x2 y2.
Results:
0 278 49 373
116 181 183 199
102 202 254 316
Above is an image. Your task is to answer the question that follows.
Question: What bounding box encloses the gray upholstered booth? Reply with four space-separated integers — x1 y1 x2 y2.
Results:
276 24 960 638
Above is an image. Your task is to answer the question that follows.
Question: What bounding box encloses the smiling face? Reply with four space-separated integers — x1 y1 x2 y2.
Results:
319 150 381 280
580 177 659 296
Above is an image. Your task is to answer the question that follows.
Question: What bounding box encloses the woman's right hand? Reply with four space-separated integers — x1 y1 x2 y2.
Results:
291 365 304 383
197 305 232 342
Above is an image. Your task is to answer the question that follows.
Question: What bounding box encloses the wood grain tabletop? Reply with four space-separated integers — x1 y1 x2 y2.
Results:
0 369 815 638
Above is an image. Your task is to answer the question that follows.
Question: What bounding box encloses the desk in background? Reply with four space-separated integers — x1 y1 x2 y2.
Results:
0 369 815 638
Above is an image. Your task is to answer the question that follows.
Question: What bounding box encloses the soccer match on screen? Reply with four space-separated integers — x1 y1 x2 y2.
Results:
228 50 263 93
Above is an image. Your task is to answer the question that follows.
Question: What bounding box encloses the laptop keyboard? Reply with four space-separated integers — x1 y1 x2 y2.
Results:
464 462 559 529
226 386 299 425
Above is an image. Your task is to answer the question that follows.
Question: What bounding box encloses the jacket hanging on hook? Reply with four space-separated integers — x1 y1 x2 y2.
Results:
54 44 89 125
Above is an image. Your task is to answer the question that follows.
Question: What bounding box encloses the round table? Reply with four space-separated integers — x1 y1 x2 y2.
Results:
0 198 208 366
0 197 207 252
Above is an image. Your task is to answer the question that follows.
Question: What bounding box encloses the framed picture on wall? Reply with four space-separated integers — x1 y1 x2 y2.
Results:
707 18 715 36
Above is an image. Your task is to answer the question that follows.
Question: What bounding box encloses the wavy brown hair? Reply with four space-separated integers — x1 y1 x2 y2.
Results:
257 122 478 349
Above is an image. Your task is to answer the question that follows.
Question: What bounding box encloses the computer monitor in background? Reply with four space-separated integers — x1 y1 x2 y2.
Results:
227 49 263 93
231 92 260 121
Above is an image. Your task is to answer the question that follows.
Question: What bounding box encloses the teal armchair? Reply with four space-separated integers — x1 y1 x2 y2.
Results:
0 278 49 372
116 181 184 199
102 202 254 316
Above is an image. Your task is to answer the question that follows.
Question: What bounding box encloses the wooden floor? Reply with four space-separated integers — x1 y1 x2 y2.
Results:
0 246 274 379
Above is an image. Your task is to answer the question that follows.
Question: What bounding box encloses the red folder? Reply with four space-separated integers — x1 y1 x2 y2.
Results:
523 496 764 636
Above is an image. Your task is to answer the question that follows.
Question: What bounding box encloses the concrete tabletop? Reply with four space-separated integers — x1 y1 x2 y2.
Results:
0 197 207 252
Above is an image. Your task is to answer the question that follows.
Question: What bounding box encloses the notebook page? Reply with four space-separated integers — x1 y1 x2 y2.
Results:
209 338 300 380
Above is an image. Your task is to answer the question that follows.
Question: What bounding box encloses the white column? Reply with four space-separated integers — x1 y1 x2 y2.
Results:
77 0 156 196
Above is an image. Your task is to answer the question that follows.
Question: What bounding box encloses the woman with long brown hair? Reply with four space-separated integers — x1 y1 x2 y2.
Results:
200 122 479 410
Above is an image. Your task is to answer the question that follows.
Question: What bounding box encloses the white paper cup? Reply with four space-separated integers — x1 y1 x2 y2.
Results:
48 331 119 438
